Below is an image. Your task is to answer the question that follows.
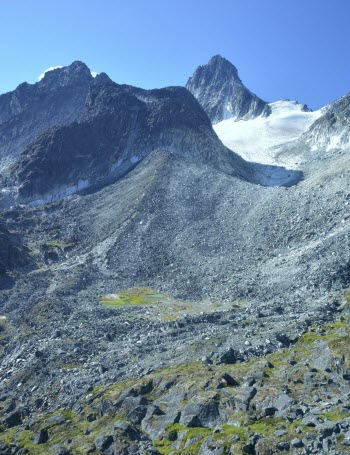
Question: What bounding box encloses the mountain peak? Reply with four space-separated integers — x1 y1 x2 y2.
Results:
39 61 93 87
208 54 230 64
208 54 237 69
186 55 269 123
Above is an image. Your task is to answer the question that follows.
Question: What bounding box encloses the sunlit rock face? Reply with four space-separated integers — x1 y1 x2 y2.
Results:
186 54 270 124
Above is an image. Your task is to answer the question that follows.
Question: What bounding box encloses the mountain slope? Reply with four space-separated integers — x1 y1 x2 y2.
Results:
1 59 350 455
268 92 350 168
304 92 350 151
186 55 270 123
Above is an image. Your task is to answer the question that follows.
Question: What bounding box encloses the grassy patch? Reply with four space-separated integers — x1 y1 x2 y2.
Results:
298 331 323 344
213 423 248 444
99 287 168 307
0 427 17 445
45 240 75 249
322 410 349 422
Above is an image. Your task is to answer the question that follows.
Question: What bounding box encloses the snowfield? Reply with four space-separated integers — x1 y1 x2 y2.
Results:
214 100 322 167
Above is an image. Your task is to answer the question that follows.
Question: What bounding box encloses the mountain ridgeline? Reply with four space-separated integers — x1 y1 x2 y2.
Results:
0 61 301 208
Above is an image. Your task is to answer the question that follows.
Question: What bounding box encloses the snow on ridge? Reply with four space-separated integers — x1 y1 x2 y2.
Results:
38 66 63 81
38 66 98 81
214 99 322 167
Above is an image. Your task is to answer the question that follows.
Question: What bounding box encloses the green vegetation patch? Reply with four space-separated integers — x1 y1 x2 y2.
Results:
322 409 349 422
99 286 168 307
45 240 75 250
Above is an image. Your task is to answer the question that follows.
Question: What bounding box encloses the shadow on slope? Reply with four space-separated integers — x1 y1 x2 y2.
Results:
249 160 303 187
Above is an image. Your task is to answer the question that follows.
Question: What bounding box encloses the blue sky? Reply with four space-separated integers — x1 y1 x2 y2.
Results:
1 0 349 109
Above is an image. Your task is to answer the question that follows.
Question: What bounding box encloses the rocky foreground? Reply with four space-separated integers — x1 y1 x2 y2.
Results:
1 288 350 454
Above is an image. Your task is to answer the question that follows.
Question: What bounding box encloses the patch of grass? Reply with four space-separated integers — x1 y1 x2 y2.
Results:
61 410 76 421
17 430 46 453
0 428 17 445
247 417 288 435
328 336 350 366
99 287 168 307
45 240 75 249
322 410 349 422
213 424 248 442
298 331 323 344
163 424 211 454
153 439 175 455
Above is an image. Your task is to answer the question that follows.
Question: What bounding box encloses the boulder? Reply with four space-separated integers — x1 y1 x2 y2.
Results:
33 428 49 444
94 434 114 453
180 398 221 427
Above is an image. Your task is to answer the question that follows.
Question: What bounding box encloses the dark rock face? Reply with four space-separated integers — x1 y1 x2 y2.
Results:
186 55 270 123
0 61 93 168
32 428 49 444
0 219 27 276
304 92 350 150
179 398 221 428
5 79 230 202
4 410 22 428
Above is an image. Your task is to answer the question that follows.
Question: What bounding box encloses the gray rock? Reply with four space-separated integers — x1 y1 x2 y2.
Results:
242 442 256 454
4 410 22 428
291 438 304 448
302 414 320 427
121 396 148 412
180 398 221 427
274 428 287 437
234 387 257 411
273 393 296 412
113 421 140 441
50 446 72 455
199 436 225 454
94 434 114 452
316 420 339 438
33 429 49 444
127 405 148 425
276 441 290 451
47 414 66 426
142 411 180 440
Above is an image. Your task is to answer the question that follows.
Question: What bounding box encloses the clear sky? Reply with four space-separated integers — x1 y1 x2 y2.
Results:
1 0 349 109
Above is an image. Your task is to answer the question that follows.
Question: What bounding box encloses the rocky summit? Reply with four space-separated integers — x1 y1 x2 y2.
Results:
0 56 350 455
186 55 270 124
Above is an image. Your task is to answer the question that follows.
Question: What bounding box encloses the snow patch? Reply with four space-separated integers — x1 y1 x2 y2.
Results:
222 96 233 121
130 155 141 164
214 100 322 167
29 179 90 207
38 66 63 81
110 159 124 172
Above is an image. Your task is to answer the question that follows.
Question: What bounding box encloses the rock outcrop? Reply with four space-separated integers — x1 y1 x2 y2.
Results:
186 55 270 123
0 61 93 168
